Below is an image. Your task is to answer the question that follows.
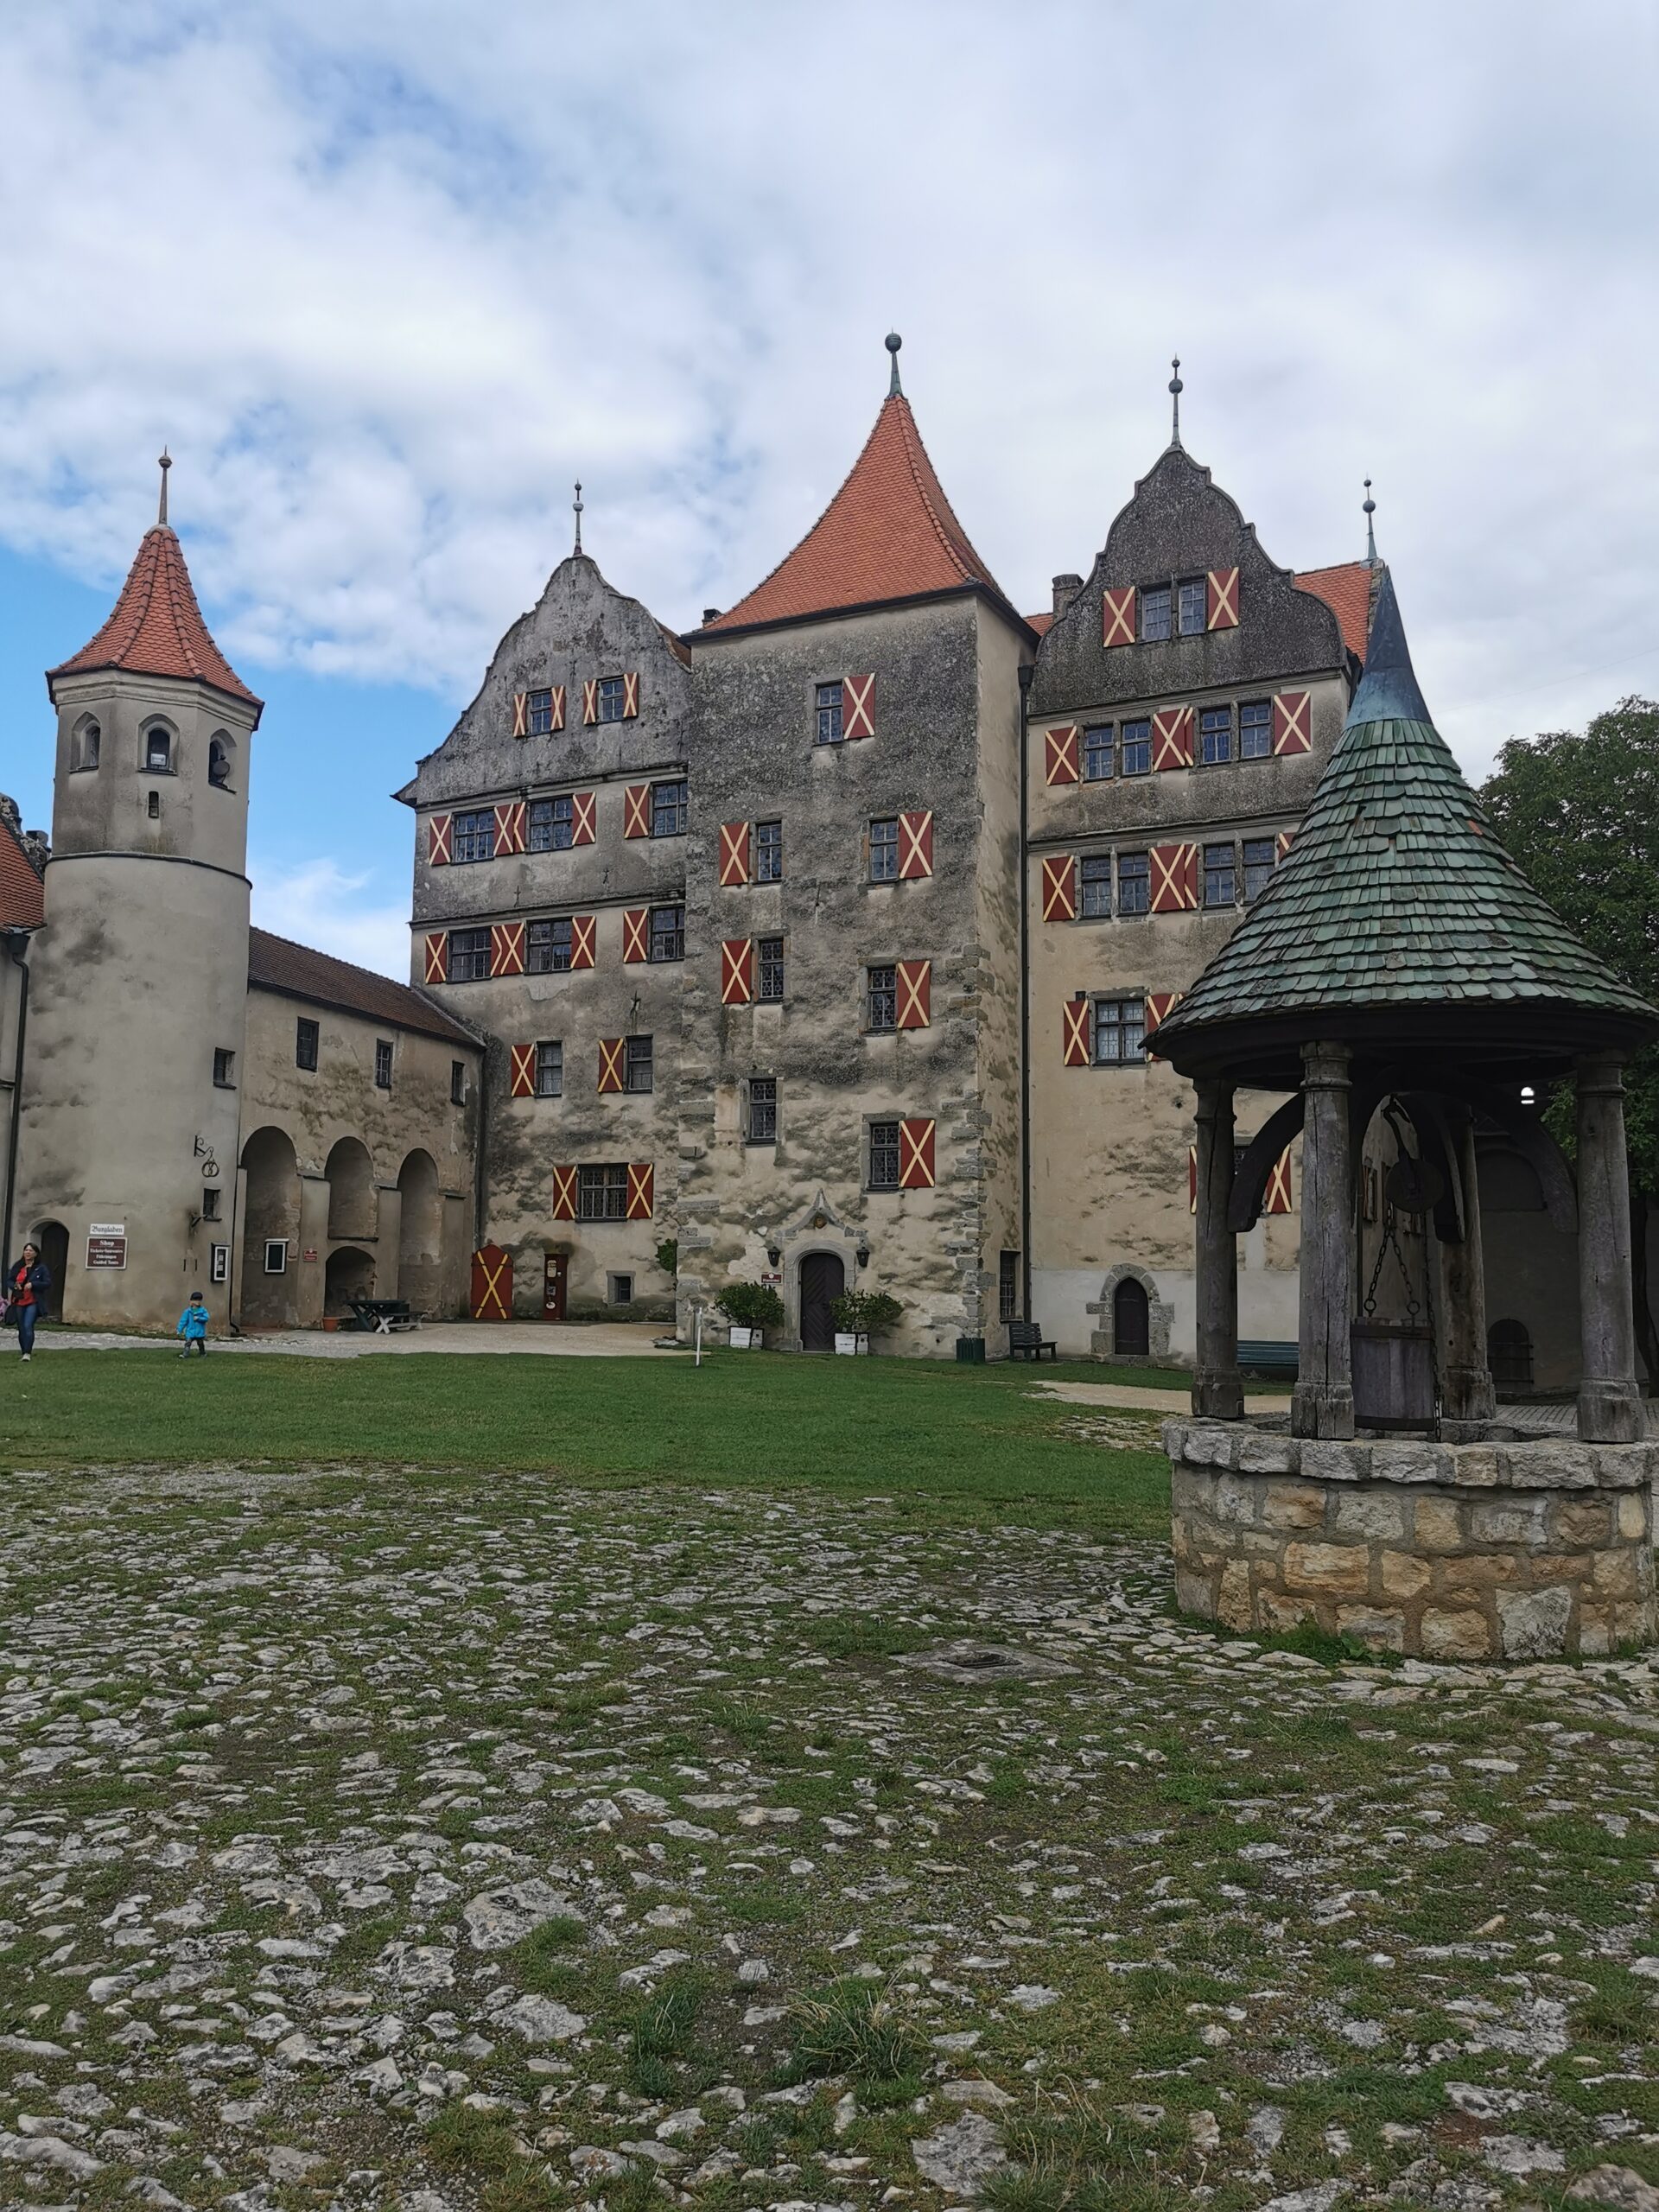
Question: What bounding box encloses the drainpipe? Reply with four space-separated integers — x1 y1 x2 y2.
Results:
1 931 31 1273
1018 662 1034 1321
474 1050 490 1256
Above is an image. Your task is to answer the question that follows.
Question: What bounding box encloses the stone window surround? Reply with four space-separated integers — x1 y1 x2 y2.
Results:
1088 1262 1173 1362
1054 830 1290 923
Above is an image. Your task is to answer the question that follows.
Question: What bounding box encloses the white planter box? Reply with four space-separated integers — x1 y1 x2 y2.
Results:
728 1326 762 1350
834 1333 870 1357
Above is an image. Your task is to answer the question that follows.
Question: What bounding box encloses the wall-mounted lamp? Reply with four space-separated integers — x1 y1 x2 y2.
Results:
855 1244 870 1270
766 1247 781 1268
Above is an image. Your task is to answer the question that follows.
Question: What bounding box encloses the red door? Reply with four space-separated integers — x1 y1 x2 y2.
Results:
470 1243 512 1321
543 1253 567 1322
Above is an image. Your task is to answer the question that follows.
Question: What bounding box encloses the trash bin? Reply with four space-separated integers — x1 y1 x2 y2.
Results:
955 1336 986 1364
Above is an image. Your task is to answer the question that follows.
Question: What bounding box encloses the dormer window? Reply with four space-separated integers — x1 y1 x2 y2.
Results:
73 721 100 771
1139 586 1172 643
208 734 232 789
1177 578 1207 636
144 727 173 773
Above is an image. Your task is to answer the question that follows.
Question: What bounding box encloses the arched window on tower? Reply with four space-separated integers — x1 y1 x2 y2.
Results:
73 720 100 771
208 734 232 790
144 726 173 773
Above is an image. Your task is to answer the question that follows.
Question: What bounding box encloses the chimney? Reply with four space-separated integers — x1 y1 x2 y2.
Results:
702 607 721 627
22 830 48 875
1052 573 1083 619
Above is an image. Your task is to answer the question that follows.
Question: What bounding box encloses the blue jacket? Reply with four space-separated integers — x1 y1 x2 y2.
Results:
8 1260 49 1307
177 1303 209 1339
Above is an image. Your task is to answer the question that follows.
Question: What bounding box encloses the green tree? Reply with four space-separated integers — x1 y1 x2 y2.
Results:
1480 696 1659 1381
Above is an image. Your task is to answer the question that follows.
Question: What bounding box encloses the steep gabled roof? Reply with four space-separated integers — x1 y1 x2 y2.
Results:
248 929 478 1048
1295 561 1374 659
49 525 261 711
703 392 1014 632
0 815 44 931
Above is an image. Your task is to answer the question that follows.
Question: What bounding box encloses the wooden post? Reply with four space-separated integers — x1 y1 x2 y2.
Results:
1292 1040 1356 1439
1576 1052 1643 1442
1192 1079 1243 1419
1440 1103 1496 1424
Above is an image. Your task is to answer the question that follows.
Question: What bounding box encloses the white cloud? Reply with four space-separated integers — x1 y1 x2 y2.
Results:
2 0 1656 777
251 856 409 980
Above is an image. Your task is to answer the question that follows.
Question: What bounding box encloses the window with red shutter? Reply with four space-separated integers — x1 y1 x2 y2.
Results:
897 810 933 880
1102 586 1136 647
1273 691 1313 755
1044 727 1079 785
842 674 876 739
1061 997 1091 1066
721 939 753 1005
898 1118 936 1189
1205 568 1240 629
719 822 751 886
1040 855 1077 922
895 958 931 1029
428 815 453 867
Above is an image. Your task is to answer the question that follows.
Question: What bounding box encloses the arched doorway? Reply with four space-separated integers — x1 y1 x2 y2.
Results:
325 1137 377 1242
325 1245 375 1316
241 1126 302 1328
1113 1276 1150 1357
799 1250 845 1352
397 1149 442 1314
29 1221 68 1319
1488 1317 1534 1396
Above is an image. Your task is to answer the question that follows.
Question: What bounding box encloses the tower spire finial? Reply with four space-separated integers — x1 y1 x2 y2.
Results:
156 448 171 528
1167 358 1183 448
885 330 902 398
1363 476 1377 566
573 480 583 556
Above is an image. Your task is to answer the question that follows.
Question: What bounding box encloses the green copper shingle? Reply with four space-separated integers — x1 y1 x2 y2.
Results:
1151 569 1656 1045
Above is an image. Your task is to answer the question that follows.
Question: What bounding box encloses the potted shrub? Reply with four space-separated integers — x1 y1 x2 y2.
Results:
831 1289 903 1356
715 1281 785 1350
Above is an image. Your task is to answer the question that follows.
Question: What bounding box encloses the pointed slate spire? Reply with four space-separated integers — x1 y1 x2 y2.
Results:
1343 565 1429 728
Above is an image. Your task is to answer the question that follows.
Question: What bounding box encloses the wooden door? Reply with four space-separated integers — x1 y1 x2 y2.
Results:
470 1243 512 1321
543 1253 568 1323
798 1250 845 1353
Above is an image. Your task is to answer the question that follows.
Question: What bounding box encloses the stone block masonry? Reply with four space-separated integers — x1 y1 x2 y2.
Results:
1165 1418 1656 1660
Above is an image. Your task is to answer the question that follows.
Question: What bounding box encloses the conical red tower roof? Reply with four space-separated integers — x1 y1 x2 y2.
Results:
705 389 1013 632
49 524 260 709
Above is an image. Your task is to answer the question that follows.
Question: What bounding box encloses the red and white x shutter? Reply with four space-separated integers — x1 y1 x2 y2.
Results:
1152 706 1193 771
1040 855 1077 922
719 822 751 887
898 810 934 880
621 908 650 964
1189 1145 1198 1215
843 673 876 740
1062 996 1092 1066
622 671 640 718
1265 1149 1294 1213
428 814 452 866
623 785 652 839
550 1166 577 1221
512 692 529 737
598 1038 625 1094
570 791 596 844
508 1044 537 1097
423 932 448 984
549 684 566 732
582 679 599 726
1145 990 1183 1033
1044 726 1079 785
493 800 526 855
1273 690 1312 755
721 938 753 1004
1102 585 1136 647
895 958 931 1029
569 915 596 969
1206 568 1240 630
1150 842 1198 912
899 1118 936 1190
490 921 526 976
626 1163 654 1220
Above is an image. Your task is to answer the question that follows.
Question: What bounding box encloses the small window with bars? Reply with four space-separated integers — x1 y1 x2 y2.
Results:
868 1120 901 1191
755 819 783 880
1199 706 1232 766
816 681 844 745
535 1040 563 1096
870 818 899 881
652 779 688 837
649 905 684 963
375 1039 394 1090
999 1249 1019 1325
1121 720 1152 775
528 917 573 973
448 927 491 982
597 676 625 723
1240 700 1273 760
1204 842 1236 907
624 1035 653 1094
1082 725 1114 780
1243 837 1276 902
578 1163 628 1220
1117 851 1150 915
530 795 575 851
452 809 496 863
747 1077 778 1143
296 1017 319 1072
451 1060 467 1104
1093 995 1146 1065
527 687 556 735
757 936 785 1001
1140 585 1172 642
1178 578 1207 636
867 965 897 1032
1079 855 1114 918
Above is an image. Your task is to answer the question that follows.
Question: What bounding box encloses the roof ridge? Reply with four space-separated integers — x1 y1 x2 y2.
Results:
891 397 981 587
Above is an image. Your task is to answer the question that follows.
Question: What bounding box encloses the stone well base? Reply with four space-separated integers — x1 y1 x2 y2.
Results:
1164 1419 1656 1661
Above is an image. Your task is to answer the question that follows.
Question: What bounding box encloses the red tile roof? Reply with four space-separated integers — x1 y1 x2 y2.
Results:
705 395 1013 632
49 526 261 709
0 817 44 931
1294 562 1373 660
248 928 478 1047
1024 610 1055 637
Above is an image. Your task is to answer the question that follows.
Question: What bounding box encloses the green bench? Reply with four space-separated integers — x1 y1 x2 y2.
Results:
1237 1339 1299 1379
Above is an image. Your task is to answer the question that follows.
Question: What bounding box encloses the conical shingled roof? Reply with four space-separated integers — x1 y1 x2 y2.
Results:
703 391 1014 632
1149 569 1656 1076
48 524 261 709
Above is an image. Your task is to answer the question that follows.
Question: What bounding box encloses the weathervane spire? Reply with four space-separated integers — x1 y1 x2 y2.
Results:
156 448 171 528
1168 358 1183 448
1363 477 1378 566
573 480 583 556
885 330 902 398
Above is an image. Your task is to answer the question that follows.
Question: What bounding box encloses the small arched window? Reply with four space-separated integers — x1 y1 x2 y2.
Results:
144 726 173 773
74 720 100 771
208 734 232 790
1488 1318 1534 1395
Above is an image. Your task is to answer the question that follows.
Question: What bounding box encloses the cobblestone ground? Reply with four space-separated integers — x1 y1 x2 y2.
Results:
3 1462 1659 2212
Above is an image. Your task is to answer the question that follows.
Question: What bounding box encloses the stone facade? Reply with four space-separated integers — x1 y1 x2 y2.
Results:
1166 1417 1656 1659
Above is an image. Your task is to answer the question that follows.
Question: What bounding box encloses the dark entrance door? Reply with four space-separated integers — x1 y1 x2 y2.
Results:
33 1222 67 1319
543 1253 567 1322
798 1251 845 1352
1113 1277 1150 1357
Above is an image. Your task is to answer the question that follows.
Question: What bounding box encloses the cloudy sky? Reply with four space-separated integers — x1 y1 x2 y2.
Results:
3 0 1653 976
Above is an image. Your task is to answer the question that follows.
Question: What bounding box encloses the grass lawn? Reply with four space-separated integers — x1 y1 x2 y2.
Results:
0 1344 1183 1532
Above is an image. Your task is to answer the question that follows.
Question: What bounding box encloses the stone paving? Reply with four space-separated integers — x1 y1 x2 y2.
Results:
22 1322 677 1361
4 1460 1659 2212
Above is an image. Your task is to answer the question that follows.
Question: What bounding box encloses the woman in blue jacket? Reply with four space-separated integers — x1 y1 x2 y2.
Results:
7 1243 50 1361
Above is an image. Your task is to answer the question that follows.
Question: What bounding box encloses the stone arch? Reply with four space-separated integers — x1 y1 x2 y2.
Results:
208 730 235 790
241 1124 301 1327
325 1244 375 1316
1088 1262 1173 1362
325 1137 377 1242
397 1148 442 1313
1488 1316 1535 1395
27 1220 68 1319
72 715 100 772
142 715 177 774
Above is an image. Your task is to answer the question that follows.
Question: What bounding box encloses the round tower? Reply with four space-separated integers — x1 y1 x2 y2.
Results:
16 458 263 1330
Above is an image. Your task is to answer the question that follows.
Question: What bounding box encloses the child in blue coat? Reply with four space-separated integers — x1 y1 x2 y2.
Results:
177 1292 209 1357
